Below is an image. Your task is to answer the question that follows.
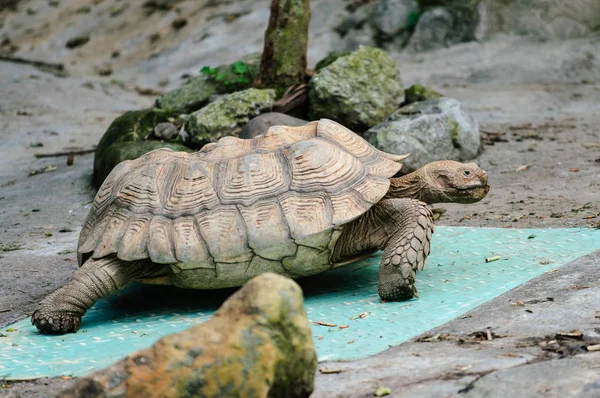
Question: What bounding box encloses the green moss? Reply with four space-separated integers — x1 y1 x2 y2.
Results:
93 109 192 185
309 46 404 133
184 88 276 144
448 118 462 149
404 84 444 105
156 53 261 115
256 0 311 92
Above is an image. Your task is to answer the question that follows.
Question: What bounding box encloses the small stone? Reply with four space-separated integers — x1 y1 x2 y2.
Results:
171 17 187 30
65 35 90 49
240 112 307 139
153 122 179 140
95 64 113 76
58 273 317 398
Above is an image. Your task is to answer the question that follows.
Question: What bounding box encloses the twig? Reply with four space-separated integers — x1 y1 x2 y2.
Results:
0 54 67 76
516 163 534 172
272 83 309 114
313 320 337 327
34 148 95 158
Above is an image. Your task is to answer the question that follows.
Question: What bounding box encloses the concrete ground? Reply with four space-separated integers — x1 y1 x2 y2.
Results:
1 1 600 396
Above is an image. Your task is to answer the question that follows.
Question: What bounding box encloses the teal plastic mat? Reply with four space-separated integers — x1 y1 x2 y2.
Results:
1 227 599 379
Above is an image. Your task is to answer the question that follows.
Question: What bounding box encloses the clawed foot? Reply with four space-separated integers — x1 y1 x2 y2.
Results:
378 264 419 302
379 282 418 302
31 309 81 334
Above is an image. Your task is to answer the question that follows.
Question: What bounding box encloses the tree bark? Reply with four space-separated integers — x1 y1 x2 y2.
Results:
255 0 311 94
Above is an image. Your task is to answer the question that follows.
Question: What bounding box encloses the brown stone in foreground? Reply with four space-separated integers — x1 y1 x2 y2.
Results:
255 0 311 93
59 273 317 398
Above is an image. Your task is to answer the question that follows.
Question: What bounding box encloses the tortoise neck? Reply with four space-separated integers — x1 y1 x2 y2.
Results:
386 168 438 204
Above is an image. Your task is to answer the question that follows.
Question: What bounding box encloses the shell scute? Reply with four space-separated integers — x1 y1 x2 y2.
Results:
78 120 407 273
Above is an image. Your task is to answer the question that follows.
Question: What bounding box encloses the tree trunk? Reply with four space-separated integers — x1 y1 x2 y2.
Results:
255 0 311 94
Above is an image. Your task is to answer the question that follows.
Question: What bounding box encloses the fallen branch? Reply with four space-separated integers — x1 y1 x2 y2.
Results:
34 148 95 158
272 83 309 114
0 54 67 76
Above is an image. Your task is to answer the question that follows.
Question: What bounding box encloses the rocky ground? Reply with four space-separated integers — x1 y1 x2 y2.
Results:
1 0 599 396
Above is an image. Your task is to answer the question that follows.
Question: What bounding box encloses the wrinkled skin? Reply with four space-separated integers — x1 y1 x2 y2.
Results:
386 160 490 204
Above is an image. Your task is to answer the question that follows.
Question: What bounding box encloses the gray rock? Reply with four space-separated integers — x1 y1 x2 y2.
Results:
156 76 220 115
184 88 276 145
153 122 179 140
240 113 308 139
156 53 261 115
334 2 378 51
370 0 419 40
364 98 480 171
476 0 600 40
407 6 477 52
93 109 192 186
309 46 404 133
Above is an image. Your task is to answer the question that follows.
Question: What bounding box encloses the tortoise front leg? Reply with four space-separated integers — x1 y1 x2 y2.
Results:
32 256 162 334
377 199 434 301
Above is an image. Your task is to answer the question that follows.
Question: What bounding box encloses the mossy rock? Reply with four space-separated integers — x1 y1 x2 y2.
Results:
309 46 404 133
184 88 276 145
156 53 262 115
403 84 444 105
93 109 191 185
59 273 317 398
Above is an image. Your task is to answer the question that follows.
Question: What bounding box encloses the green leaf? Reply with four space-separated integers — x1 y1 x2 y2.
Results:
375 386 392 396
231 61 250 75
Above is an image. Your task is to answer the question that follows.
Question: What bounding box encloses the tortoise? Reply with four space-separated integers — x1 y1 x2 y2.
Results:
32 119 489 334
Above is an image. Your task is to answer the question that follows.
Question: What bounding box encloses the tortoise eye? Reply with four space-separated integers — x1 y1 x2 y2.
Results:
463 170 471 177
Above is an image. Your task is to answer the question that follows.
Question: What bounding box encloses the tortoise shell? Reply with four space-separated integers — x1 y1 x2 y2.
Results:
78 119 407 288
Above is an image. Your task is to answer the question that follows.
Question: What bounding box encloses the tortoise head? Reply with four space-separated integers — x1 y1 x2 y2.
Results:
419 160 490 204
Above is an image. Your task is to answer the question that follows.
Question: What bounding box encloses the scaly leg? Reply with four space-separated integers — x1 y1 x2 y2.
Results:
32 255 163 334
377 199 434 301
331 198 434 301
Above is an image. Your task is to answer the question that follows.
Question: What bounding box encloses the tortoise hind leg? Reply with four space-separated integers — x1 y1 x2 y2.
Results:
32 255 163 334
376 198 434 301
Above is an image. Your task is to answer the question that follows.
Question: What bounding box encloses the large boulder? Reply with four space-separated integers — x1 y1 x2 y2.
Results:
407 5 478 51
93 109 191 186
334 0 419 51
183 88 276 145
364 98 480 171
59 273 317 398
309 46 404 133
156 53 261 115
477 0 600 40
240 112 308 139
370 0 420 41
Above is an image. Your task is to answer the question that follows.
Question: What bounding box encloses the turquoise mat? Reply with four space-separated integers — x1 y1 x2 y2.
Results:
1 227 599 379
